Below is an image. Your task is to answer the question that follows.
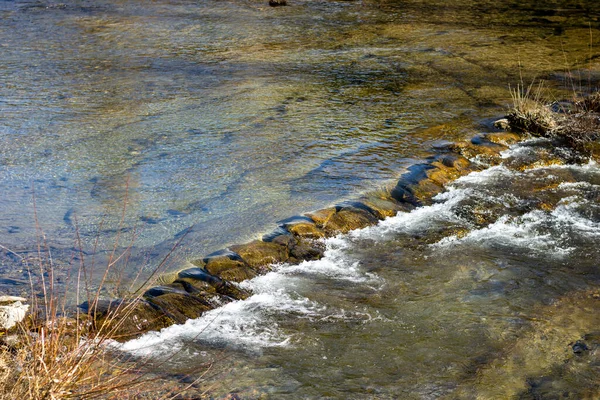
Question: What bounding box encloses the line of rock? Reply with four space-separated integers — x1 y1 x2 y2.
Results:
84 129 524 341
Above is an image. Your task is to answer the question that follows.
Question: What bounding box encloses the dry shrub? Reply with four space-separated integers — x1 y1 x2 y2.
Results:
506 82 558 136
578 91 600 113
505 81 600 159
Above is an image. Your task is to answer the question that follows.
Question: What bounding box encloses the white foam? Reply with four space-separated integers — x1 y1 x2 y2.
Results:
433 211 570 255
434 195 600 255
118 149 600 359
552 199 600 237
499 138 550 159
352 187 470 241
118 290 320 357
272 236 379 284
451 165 517 186
119 236 380 357
557 181 600 191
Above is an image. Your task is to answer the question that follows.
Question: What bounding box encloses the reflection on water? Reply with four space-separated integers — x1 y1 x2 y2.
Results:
1 0 599 263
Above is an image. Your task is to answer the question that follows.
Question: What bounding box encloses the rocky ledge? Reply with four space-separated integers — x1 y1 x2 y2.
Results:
78 89 600 341
87 128 532 341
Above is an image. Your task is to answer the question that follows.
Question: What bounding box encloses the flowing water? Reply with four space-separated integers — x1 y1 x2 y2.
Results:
2 0 600 398
120 140 600 398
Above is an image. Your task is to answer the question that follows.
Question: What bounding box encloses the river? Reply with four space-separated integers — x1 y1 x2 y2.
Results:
1 0 600 398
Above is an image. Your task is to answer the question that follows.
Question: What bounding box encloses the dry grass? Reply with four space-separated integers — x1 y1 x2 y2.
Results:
506 81 558 136
505 81 600 160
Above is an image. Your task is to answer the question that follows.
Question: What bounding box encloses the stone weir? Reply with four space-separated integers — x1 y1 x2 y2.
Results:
84 128 525 341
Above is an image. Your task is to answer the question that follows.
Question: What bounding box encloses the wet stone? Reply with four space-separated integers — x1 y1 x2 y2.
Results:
83 299 171 341
144 285 190 298
286 221 325 239
203 249 244 264
437 153 473 172
358 196 409 219
147 293 213 324
493 118 510 130
426 163 461 186
306 208 337 227
204 257 257 283
262 226 289 242
268 0 286 6
321 207 379 234
177 266 222 286
572 340 589 355
230 240 289 272
285 236 325 262
485 131 522 145
449 141 505 164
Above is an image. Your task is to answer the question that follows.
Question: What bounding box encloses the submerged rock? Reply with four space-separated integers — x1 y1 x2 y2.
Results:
448 141 506 165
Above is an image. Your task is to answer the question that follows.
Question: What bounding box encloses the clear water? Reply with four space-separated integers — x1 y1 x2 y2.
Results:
2 0 600 398
2 0 598 260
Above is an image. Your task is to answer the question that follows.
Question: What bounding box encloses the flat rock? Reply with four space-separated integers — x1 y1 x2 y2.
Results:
230 240 289 271
204 257 256 282
322 207 379 234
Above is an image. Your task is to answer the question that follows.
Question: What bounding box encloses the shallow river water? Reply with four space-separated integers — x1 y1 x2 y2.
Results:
2 0 600 398
121 140 600 398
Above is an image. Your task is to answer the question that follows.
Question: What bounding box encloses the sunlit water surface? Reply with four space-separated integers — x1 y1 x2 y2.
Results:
2 0 600 398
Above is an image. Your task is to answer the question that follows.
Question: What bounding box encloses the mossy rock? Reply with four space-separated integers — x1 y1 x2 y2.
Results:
391 163 443 206
286 221 325 239
408 178 445 203
583 141 600 163
268 233 324 262
147 293 212 323
230 240 289 271
204 257 257 282
307 208 337 226
485 132 522 145
438 153 473 172
426 162 462 186
288 239 325 262
322 207 379 234
359 196 409 219
87 299 172 342
449 141 506 162
154 265 226 296
216 281 252 300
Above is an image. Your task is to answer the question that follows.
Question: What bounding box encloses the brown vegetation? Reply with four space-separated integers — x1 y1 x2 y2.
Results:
505 82 600 159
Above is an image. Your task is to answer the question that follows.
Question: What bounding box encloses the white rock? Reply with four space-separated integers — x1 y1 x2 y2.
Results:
0 296 27 304
0 300 29 330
